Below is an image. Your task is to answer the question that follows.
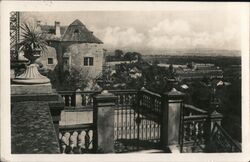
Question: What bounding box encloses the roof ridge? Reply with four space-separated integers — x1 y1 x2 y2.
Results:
69 19 85 26
61 19 103 43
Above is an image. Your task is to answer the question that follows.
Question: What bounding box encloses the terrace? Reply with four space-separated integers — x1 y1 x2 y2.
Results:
11 86 241 154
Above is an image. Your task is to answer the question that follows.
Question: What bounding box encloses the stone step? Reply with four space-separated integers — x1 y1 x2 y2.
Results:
128 149 167 153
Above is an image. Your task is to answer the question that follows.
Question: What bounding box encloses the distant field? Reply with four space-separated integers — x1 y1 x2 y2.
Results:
142 55 241 68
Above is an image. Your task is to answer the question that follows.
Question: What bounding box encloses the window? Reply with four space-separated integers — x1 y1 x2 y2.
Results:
74 29 79 34
89 57 93 66
48 58 53 64
84 57 94 66
84 57 88 66
63 58 69 65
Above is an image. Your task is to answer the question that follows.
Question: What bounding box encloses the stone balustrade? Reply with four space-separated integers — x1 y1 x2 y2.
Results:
59 124 94 154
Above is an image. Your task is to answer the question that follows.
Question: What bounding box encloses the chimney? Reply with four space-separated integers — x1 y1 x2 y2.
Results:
55 21 61 37
36 20 41 32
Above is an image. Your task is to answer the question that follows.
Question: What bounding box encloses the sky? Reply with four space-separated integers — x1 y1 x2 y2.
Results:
20 11 241 52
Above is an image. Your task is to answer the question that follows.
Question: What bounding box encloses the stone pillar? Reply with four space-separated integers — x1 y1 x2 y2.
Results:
210 110 223 131
204 110 223 152
93 90 117 153
75 88 82 107
161 88 185 149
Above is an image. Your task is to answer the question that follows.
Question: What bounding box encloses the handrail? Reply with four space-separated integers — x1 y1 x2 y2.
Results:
109 89 138 93
57 90 100 94
184 114 208 120
140 88 162 98
59 123 94 131
184 104 208 114
57 89 139 109
211 122 241 152
58 89 138 94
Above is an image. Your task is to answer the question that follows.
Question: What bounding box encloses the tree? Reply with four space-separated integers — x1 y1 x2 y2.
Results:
133 52 142 62
114 49 124 60
168 64 175 79
124 52 134 62
124 52 142 62
62 67 91 91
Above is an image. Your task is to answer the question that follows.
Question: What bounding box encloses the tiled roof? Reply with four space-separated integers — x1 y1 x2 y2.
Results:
41 25 66 36
61 19 103 43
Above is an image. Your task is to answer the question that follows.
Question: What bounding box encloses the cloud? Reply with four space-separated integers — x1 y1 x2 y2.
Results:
149 19 191 37
93 26 145 49
91 18 240 51
21 12 241 51
146 19 240 50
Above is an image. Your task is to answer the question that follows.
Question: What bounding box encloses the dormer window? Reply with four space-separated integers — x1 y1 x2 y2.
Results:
74 29 79 34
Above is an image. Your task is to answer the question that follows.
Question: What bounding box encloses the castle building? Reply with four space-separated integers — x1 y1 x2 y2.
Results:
44 19 104 79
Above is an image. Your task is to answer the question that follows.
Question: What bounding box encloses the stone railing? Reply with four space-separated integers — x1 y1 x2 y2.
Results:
183 104 208 116
109 89 138 108
179 104 241 153
58 124 95 154
208 122 241 152
58 90 99 109
58 89 137 110
181 104 209 151
138 88 163 119
180 114 208 152
57 88 239 153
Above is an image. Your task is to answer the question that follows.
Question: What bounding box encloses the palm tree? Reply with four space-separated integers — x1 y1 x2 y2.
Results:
18 22 48 64
12 22 50 84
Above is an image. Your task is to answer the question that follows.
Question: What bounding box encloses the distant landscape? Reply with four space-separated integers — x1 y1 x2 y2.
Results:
106 48 241 57
105 48 241 69
142 54 241 69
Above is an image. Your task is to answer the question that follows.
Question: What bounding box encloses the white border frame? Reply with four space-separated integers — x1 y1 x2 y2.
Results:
1 1 249 162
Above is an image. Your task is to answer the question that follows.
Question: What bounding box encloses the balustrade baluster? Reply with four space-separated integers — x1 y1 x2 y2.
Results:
129 94 132 140
188 122 192 141
125 94 128 139
68 96 72 108
183 122 188 141
85 94 88 106
81 94 84 107
90 94 93 106
78 131 84 153
89 130 93 149
85 130 90 150
153 119 156 140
